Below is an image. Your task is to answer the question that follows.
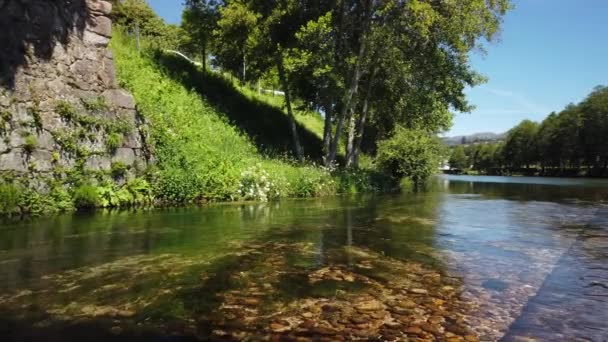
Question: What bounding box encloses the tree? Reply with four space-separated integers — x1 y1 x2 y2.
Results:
283 0 511 167
449 146 468 170
376 126 445 187
111 0 182 50
502 120 539 169
182 0 221 70
580 86 608 174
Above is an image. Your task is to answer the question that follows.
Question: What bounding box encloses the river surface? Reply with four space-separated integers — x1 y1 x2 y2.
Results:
0 175 607 341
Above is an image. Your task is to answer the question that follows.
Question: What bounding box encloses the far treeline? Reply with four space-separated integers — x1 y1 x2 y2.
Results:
110 0 511 185
449 86 608 177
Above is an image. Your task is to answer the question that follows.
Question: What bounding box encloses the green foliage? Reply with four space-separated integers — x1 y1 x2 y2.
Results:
461 86 608 176
111 161 129 178
0 183 21 215
106 132 124 151
111 31 384 205
181 0 220 67
23 134 38 153
27 104 43 130
449 146 468 170
73 184 100 209
112 0 183 50
503 119 539 168
51 151 60 164
56 101 78 121
376 126 445 187
82 97 109 112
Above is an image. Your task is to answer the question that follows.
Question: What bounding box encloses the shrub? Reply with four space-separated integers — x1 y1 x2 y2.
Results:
0 184 21 214
111 161 128 178
27 105 43 129
55 101 78 121
73 184 100 209
23 134 38 153
106 132 123 151
82 97 109 112
376 126 446 187
238 164 280 201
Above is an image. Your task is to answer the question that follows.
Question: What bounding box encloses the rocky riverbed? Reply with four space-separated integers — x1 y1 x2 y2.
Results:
1 229 603 341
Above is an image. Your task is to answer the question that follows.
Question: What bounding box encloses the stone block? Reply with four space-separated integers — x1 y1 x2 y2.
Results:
99 57 117 88
85 155 111 171
103 89 135 109
46 78 70 97
29 150 53 172
112 148 135 166
83 30 110 47
123 131 142 149
0 150 27 172
89 0 112 16
87 15 112 38
8 130 25 148
36 130 55 150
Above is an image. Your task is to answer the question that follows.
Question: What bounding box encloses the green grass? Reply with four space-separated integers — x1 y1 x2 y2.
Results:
111 31 388 203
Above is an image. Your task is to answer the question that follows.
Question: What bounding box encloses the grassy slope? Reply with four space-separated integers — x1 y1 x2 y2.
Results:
111 32 376 202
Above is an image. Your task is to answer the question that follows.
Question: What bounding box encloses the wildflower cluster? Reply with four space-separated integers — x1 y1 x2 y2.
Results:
238 164 280 202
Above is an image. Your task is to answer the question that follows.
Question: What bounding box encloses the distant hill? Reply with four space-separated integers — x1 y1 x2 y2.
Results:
442 132 506 146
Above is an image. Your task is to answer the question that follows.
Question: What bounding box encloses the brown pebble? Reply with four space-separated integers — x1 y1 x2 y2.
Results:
270 322 290 332
404 326 424 335
311 326 338 335
410 288 429 295
428 315 444 324
242 298 260 306
421 322 441 334
464 335 479 342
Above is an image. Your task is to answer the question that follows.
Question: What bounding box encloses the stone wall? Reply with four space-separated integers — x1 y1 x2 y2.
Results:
0 0 151 183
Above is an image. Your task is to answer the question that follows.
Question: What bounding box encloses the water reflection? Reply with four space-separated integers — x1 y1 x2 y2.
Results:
0 176 606 341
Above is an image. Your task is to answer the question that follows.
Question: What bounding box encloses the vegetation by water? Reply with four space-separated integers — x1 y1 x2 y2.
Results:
449 86 608 177
1 177 606 340
1 0 513 217
108 0 509 177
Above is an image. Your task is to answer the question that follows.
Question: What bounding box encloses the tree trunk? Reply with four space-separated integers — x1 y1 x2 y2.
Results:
350 66 378 168
345 109 357 167
242 55 246 82
323 104 333 166
277 55 304 162
327 0 372 166
201 42 207 71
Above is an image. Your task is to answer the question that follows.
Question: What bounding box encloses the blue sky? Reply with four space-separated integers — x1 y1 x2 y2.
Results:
147 0 608 136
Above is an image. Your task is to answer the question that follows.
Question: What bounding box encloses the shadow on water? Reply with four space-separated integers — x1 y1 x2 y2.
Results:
0 0 90 88
0 195 449 340
152 52 324 160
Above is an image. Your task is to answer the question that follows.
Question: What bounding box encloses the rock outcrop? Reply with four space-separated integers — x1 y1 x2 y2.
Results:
0 0 151 183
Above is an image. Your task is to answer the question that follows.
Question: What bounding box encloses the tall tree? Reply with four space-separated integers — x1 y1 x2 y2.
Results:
182 0 221 70
213 0 258 80
580 86 608 174
502 120 539 169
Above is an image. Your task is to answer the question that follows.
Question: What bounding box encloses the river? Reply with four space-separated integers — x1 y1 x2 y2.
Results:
0 175 606 341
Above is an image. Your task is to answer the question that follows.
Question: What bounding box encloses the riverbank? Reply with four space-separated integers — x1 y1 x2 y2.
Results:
0 32 392 218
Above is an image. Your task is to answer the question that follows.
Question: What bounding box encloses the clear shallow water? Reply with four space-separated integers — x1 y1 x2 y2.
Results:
0 175 607 341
